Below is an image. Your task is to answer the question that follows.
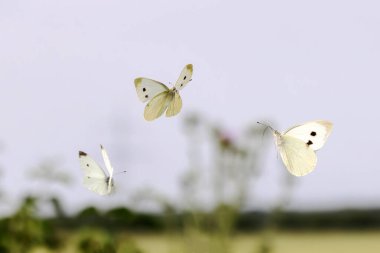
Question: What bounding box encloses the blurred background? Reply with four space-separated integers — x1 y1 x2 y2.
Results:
1 0 380 252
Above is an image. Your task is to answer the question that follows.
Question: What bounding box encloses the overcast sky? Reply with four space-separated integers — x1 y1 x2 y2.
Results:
1 0 380 215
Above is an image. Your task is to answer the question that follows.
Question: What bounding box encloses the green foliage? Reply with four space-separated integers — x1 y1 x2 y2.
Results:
0 196 59 253
76 229 116 253
72 207 163 231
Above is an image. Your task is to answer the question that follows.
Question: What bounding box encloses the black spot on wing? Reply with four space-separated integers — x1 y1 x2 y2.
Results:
143 87 146 92
183 76 187 80
310 131 317 136
307 140 313 146
79 151 87 157
145 95 149 98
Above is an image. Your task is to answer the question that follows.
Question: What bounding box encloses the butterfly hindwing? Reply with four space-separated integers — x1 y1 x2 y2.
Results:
83 177 110 196
134 78 169 103
277 135 317 177
166 92 182 117
175 64 193 90
284 120 333 151
144 91 172 121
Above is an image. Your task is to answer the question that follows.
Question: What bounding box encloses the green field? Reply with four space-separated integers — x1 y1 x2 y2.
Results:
7 229 380 252
129 231 380 253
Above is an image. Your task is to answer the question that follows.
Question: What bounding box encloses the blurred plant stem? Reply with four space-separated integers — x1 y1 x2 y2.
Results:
181 113 267 253
257 173 296 253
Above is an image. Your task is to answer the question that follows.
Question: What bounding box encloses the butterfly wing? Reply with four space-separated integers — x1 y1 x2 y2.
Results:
174 64 193 90
284 120 333 151
144 91 172 121
100 145 114 192
134 78 169 102
84 177 111 196
166 91 182 117
79 151 111 195
100 145 113 177
276 135 317 177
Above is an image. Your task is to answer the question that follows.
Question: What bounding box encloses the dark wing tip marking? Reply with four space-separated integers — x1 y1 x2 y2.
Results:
134 78 142 86
79 151 87 157
307 140 313 146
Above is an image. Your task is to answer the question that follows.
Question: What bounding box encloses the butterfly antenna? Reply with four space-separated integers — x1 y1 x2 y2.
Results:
257 121 275 133
257 121 275 143
115 170 127 175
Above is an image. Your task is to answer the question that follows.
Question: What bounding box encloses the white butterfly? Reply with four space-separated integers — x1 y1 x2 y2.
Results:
258 120 333 177
78 145 114 195
134 64 193 121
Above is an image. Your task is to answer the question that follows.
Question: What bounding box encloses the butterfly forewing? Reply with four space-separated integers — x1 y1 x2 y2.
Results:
100 145 113 177
174 64 193 90
144 91 172 121
135 78 169 102
277 135 317 177
79 151 108 179
166 92 182 117
284 120 333 151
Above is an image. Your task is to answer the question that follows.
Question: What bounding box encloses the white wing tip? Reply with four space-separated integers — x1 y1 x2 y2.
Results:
316 120 333 136
316 120 333 127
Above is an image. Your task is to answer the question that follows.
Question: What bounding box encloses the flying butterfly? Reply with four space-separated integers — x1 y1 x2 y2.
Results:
258 120 333 177
134 64 193 121
78 145 115 195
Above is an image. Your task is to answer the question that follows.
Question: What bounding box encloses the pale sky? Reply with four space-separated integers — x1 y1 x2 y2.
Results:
0 0 380 215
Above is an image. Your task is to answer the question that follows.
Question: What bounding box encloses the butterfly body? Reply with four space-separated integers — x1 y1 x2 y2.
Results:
260 120 333 177
135 64 192 121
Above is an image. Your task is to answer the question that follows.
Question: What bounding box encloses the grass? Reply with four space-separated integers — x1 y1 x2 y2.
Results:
129 231 380 253
7 229 380 252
